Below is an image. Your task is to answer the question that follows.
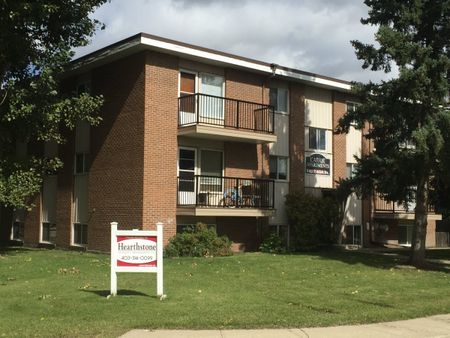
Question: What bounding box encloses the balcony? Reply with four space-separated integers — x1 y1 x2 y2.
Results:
178 94 277 144
373 194 441 220
177 175 275 217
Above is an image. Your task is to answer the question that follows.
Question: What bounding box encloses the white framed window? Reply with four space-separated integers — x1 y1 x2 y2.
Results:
309 127 326 150
347 101 357 114
74 153 88 174
269 87 288 113
42 222 56 243
345 225 362 245
346 163 357 179
72 118 90 246
73 174 88 246
73 223 88 245
398 223 413 246
41 175 57 243
11 209 26 241
269 156 288 180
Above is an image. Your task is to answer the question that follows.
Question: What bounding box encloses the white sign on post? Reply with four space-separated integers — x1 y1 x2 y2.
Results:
110 222 164 297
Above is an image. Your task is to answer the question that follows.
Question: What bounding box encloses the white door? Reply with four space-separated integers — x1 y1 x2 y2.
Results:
199 73 224 124
178 148 196 205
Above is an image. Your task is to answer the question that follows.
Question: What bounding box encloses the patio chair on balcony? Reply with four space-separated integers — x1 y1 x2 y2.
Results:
219 187 241 207
241 185 255 206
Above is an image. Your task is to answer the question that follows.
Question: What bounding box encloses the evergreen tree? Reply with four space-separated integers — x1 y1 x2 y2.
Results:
338 0 450 266
0 1 106 210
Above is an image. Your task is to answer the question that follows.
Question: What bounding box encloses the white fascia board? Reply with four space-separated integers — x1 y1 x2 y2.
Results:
275 68 352 91
140 36 269 72
140 36 351 92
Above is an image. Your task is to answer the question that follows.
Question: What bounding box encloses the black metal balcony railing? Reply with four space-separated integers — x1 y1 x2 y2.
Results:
178 93 275 134
374 194 435 213
177 175 274 209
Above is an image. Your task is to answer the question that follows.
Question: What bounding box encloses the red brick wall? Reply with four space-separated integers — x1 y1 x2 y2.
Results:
221 68 270 179
289 83 305 192
85 53 147 251
216 217 259 251
142 51 179 243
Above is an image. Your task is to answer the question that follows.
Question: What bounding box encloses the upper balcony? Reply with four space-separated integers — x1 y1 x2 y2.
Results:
373 194 441 220
177 175 275 217
178 94 277 144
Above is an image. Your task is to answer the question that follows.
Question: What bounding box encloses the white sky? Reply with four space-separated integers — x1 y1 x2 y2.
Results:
75 0 398 83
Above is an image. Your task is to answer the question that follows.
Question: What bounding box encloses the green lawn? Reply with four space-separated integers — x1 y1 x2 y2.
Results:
1 248 450 337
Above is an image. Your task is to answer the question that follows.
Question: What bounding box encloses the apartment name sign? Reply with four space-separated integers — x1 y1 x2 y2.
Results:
110 222 164 297
306 153 330 175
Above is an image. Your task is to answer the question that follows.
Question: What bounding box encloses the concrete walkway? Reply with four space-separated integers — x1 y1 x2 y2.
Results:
120 314 450 337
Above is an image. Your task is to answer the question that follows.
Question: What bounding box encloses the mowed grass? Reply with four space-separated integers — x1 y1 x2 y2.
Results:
1 248 450 337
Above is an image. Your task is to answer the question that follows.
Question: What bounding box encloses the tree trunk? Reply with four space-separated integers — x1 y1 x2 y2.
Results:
410 175 429 267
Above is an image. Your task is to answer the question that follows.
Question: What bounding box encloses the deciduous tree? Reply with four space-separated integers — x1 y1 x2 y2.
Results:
0 1 106 210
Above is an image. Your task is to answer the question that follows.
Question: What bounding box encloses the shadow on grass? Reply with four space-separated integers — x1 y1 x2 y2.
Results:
81 289 154 298
0 246 34 255
284 247 450 273
354 299 395 309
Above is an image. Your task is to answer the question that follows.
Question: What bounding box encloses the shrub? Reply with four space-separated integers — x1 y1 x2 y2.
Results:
164 222 232 257
259 233 286 253
285 192 342 250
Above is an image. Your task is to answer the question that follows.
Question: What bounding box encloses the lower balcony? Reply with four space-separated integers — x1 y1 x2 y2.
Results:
373 194 441 220
177 175 275 217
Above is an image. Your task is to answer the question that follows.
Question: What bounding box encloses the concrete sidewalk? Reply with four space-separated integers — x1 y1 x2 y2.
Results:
120 314 450 337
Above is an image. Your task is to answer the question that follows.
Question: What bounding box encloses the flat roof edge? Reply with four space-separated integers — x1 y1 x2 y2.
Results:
71 32 352 92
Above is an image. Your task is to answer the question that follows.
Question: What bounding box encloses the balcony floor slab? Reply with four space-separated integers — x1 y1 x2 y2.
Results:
177 207 275 217
178 124 277 144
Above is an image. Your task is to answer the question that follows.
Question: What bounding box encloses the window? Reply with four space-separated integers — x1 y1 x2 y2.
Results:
200 150 223 192
399 224 413 246
346 163 356 178
41 175 57 243
75 153 88 174
309 127 326 150
180 72 196 97
74 223 88 245
269 156 288 180
73 118 90 246
269 88 288 113
347 102 357 114
11 209 25 241
42 222 56 243
345 225 361 245
178 148 196 192
12 222 24 241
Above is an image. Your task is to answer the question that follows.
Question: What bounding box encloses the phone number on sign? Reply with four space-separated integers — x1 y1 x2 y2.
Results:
119 255 155 262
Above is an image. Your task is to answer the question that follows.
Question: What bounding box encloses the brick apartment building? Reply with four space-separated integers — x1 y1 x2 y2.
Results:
0 33 443 251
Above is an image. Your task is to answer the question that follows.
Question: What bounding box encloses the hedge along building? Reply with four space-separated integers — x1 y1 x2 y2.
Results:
1 33 442 251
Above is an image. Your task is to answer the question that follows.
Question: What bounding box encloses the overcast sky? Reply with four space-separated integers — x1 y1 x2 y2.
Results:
75 0 397 83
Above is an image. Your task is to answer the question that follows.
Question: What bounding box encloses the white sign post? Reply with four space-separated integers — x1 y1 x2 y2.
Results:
110 222 164 297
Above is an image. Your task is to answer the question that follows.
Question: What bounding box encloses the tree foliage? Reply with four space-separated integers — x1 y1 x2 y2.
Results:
164 223 232 257
0 1 107 209
337 0 450 266
285 192 342 249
